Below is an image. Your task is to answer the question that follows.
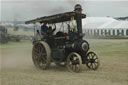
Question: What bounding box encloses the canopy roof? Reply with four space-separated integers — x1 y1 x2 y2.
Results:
25 11 86 24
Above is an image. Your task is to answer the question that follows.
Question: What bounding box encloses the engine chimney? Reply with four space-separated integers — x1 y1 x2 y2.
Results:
74 4 83 39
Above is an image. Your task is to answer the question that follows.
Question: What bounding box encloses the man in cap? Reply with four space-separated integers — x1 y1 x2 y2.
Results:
41 22 48 35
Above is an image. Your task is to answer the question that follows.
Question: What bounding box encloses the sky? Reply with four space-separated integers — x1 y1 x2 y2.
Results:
0 0 128 21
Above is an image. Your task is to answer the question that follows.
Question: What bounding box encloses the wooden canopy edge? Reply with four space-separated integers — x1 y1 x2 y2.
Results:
25 11 86 24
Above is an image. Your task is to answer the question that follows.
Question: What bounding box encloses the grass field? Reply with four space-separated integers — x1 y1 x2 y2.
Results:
0 39 128 85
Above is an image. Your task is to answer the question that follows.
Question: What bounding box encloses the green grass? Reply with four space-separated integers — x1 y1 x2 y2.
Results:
1 39 128 57
88 39 128 57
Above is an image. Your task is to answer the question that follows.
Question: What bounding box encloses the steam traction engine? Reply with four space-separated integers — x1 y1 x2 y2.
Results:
25 4 100 72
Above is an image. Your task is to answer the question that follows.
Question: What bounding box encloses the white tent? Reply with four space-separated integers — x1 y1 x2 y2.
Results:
82 17 128 36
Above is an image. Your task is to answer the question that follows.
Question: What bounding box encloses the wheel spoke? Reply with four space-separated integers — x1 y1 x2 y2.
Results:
95 59 98 63
92 63 95 69
33 48 39 53
88 62 91 66
34 52 40 56
94 63 97 68
89 54 92 59
41 53 46 57
94 57 98 60
90 63 93 68
91 53 95 58
93 55 97 59
73 56 77 60
41 57 46 64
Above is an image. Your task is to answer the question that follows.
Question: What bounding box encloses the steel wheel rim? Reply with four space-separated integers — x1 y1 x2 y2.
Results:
67 52 82 73
32 41 51 69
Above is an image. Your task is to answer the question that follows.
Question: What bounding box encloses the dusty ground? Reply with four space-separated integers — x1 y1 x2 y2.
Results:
0 39 128 85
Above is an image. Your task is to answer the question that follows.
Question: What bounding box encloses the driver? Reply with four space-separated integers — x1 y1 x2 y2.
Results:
41 22 48 35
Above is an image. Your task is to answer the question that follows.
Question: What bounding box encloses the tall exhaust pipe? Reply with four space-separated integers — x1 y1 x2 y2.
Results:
74 4 83 39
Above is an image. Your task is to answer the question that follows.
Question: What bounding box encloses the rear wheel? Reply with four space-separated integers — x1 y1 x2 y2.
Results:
32 41 51 70
67 52 82 73
86 52 99 70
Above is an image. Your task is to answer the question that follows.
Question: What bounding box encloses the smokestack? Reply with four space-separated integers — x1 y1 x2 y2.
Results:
74 4 83 39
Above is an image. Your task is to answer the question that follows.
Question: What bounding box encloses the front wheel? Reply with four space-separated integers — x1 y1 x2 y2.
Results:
86 52 100 70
